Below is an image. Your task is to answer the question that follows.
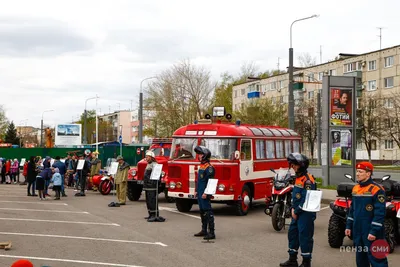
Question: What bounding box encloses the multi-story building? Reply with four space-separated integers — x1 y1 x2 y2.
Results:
232 45 400 162
99 110 135 144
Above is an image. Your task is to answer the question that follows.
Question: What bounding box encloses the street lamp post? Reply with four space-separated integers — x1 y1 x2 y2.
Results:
139 76 157 143
95 95 99 153
84 97 97 144
41 110 54 147
288 14 319 130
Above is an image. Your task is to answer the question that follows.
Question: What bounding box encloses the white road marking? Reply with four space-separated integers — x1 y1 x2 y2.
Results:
0 200 68 205
159 206 200 220
0 217 120 226
0 232 167 247
0 208 89 214
0 255 145 267
320 206 330 211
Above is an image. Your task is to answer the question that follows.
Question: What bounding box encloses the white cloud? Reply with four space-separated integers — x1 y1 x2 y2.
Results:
1 0 400 128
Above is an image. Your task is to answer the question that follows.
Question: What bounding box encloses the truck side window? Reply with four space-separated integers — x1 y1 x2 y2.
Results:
240 140 251 160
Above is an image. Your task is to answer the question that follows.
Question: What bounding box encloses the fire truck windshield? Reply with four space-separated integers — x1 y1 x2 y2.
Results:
200 138 237 160
170 138 197 160
151 147 171 157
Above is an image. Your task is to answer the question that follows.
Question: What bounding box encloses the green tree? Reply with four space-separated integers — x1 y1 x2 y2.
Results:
0 105 8 141
4 121 20 145
76 110 114 143
234 98 288 126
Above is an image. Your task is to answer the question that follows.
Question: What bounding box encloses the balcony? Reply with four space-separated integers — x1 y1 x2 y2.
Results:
247 91 260 99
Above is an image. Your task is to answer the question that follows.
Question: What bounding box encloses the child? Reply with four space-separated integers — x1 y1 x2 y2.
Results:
51 168 63 200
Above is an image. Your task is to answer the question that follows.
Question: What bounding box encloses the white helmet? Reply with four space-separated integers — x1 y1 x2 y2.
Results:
145 150 155 158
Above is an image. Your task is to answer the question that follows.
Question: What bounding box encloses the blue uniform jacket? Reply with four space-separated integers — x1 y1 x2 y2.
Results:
346 178 386 238
292 172 316 215
196 162 215 196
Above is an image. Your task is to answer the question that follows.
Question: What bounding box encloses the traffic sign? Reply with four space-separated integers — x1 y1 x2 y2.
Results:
119 135 122 144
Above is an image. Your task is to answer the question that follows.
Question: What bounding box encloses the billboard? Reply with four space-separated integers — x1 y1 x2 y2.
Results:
330 87 352 126
331 129 352 166
55 124 82 146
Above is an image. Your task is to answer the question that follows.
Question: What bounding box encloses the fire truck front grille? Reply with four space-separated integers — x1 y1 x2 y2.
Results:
168 166 181 178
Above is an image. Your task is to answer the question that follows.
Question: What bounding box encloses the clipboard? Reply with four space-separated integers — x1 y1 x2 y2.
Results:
301 190 322 212
204 179 218 195
76 160 85 170
150 164 163 180
108 162 119 175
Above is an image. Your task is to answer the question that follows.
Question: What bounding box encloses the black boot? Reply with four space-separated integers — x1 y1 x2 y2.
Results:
299 258 311 267
194 211 207 237
280 254 298 267
203 211 215 240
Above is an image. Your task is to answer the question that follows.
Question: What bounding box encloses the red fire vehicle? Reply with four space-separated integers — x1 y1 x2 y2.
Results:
166 119 302 216
127 138 173 201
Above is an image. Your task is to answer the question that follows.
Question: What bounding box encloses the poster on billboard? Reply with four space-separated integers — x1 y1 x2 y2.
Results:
330 87 352 126
55 124 82 146
331 129 352 166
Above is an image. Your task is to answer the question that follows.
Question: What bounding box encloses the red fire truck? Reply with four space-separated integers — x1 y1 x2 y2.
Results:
166 119 302 215
127 138 173 202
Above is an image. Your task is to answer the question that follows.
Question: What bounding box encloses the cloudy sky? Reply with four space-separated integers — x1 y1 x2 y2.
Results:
1 0 399 129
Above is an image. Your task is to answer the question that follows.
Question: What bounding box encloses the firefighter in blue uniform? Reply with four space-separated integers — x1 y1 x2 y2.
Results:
280 153 316 267
345 162 388 267
193 146 216 240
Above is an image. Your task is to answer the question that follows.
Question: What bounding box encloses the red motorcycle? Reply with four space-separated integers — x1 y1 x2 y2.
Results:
328 174 398 253
264 168 295 231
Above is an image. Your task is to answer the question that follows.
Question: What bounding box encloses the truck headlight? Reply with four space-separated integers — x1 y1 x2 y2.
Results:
218 184 225 192
169 182 176 189
132 170 137 176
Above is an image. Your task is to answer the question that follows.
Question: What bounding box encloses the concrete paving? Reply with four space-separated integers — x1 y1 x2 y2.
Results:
0 184 398 267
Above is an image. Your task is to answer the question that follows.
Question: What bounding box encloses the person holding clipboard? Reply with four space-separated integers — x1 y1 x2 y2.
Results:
193 146 216 240
280 153 316 267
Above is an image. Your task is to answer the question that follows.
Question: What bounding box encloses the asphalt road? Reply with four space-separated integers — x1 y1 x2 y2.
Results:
0 185 399 267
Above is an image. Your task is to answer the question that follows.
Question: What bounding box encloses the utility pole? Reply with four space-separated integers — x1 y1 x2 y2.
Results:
320 45 322 64
277 57 280 71
139 76 157 143
377 27 384 50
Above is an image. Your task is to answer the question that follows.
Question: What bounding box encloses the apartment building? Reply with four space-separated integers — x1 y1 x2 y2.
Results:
99 110 135 144
232 45 400 162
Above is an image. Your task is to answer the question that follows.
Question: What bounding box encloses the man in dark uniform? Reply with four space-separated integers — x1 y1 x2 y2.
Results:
193 146 216 240
143 150 165 222
345 162 388 267
75 153 89 197
280 153 316 267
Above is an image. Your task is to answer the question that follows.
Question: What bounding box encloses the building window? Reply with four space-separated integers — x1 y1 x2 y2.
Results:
308 91 314 99
356 140 363 150
385 140 394 149
318 72 323 81
371 140 377 150
384 118 394 128
329 69 336 76
271 82 276 90
384 56 394 67
384 98 394 108
234 90 237 98
344 62 362 73
307 73 314 82
384 77 394 88
367 80 377 91
241 89 245 95
279 81 284 88
368 60 376 71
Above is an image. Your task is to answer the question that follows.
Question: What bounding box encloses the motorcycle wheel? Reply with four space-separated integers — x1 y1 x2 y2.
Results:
99 180 113 195
384 218 396 254
328 213 345 248
271 203 285 231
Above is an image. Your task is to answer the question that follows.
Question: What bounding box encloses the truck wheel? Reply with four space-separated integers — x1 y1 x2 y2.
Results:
175 199 193 212
328 213 345 248
164 189 175 203
235 185 252 216
385 218 396 254
127 183 142 201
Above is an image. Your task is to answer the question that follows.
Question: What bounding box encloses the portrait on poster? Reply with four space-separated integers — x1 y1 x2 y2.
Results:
330 88 352 126
332 129 352 166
